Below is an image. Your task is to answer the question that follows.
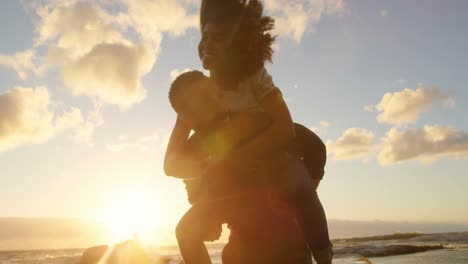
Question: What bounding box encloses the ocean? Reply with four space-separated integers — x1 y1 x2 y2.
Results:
1 232 467 264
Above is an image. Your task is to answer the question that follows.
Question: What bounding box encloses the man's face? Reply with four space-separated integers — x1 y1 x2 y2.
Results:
199 23 230 72
179 78 226 131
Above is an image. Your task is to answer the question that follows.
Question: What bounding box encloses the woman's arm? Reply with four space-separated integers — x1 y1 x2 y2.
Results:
164 117 208 179
217 90 295 172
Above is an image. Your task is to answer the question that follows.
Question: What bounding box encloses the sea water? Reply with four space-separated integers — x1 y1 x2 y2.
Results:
1 232 467 264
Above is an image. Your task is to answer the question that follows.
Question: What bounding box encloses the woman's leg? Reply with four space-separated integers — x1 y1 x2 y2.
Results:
295 189 333 263
279 158 333 263
176 203 213 264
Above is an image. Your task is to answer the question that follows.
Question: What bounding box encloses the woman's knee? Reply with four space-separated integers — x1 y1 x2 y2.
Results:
176 207 206 240
176 210 196 239
175 218 188 240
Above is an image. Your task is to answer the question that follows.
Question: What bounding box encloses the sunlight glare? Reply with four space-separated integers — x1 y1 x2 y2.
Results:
101 186 162 243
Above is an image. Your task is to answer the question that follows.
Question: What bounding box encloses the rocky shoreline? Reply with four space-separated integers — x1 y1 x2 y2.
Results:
75 240 448 263
334 244 446 258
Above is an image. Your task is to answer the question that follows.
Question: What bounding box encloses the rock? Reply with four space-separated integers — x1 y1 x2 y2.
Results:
107 240 152 264
359 244 445 257
76 240 151 264
76 245 109 264
356 256 373 263
334 244 446 258
156 256 181 264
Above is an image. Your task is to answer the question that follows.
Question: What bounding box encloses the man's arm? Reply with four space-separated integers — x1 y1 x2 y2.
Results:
164 117 208 179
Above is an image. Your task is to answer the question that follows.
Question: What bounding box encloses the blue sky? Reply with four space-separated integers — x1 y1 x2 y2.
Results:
1 0 468 244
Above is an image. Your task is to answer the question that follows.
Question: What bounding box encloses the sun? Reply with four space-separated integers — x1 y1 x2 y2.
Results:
100 186 163 243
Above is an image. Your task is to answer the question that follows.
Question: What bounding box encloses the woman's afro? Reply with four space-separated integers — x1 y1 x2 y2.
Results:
200 0 276 80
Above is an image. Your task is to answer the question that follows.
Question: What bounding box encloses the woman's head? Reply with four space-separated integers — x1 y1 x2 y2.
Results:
199 0 276 81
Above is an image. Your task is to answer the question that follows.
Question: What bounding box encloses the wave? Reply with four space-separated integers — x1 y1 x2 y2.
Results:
334 244 446 258
333 232 423 243
2 232 467 263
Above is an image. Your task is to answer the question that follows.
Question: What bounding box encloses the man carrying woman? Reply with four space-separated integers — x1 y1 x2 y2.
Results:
164 1 333 263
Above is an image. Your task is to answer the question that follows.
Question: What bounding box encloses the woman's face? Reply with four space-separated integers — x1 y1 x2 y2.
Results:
199 23 230 72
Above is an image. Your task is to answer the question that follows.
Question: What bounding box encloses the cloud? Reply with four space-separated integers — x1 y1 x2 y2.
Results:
170 68 193 81
310 120 332 136
372 86 454 126
170 68 210 82
378 125 468 165
0 49 44 80
0 86 101 153
106 132 160 152
0 0 198 151
55 101 103 144
25 0 198 109
327 128 375 161
120 0 198 42
62 43 155 109
264 0 347 43
35 1 130 60
0 86 54 152
32 1 152 109
364 105 375 112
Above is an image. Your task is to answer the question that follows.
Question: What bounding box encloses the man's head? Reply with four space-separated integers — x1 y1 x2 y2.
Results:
199 0 276 81
169 71 227 131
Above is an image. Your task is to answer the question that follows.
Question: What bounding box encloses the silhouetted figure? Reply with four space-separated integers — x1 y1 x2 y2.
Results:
164 0 333 263
166 70 330 264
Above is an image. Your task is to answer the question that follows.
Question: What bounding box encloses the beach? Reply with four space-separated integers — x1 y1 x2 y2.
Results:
1 232 467 264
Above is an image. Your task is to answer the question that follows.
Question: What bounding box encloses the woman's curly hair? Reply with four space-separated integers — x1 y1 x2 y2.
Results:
200 0 276 81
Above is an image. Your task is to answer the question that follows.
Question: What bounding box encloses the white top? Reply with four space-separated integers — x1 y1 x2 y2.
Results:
220 67 280 112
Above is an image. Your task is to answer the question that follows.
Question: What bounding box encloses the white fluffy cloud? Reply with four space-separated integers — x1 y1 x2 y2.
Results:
0 0 199 150
264 0 346 42
0 49 43 80
326 125 468 165
120 0 198 42
35 1 130 60
310 120 332 136
21 0 199 109
0 86 101 152
170 68 193 81
0 86 54 151
32 1 155 109
371 86 453 126
62 43 155 109
327 128 375 161
55 101 103 144
379 125 468 165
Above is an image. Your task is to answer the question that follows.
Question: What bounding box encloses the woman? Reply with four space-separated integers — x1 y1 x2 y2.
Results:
165 0 332 263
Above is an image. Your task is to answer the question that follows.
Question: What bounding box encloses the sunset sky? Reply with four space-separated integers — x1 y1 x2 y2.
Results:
1 0 468 247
